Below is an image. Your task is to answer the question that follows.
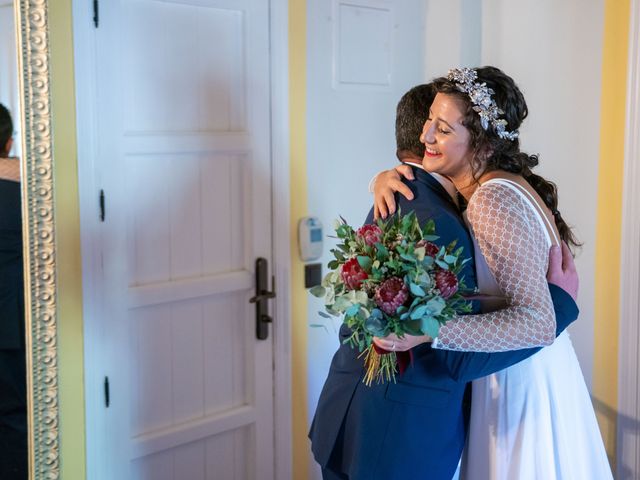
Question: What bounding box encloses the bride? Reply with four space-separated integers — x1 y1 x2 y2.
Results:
371 67 612 479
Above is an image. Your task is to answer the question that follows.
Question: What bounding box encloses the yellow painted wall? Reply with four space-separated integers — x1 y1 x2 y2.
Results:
593 0 631 468
289 1 309 478
49 1 86 478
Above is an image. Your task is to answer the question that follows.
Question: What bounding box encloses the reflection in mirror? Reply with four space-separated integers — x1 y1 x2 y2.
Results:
0 0 27 478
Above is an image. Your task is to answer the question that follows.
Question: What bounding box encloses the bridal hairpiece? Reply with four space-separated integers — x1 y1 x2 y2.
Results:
447 68 519 141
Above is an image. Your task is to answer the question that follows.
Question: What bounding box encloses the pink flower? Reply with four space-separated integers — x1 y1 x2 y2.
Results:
417 240 440 257
435 270 458 299
341 258 369 290
374 277 409 315
357 224 383 247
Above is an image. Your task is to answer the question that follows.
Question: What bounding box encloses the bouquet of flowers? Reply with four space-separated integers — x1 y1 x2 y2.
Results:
310 211 472 385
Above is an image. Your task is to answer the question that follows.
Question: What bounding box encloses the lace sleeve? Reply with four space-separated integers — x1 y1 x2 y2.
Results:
432 182 556 352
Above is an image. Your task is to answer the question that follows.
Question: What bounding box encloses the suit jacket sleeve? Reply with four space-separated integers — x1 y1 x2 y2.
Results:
434 284 579 383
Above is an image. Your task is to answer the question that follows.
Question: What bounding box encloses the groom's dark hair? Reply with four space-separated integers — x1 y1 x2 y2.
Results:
0 103 13 158
395 83 435 161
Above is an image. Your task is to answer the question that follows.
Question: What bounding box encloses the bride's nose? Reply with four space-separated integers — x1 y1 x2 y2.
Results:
420 124 435 144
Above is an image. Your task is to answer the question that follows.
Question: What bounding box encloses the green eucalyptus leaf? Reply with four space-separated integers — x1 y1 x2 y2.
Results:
357 255 373 271
421 316 441 338
375 242 389 259
409 283 426 297
324 286 335 305
354 290 369 304
309 285 326 297
400 253 416 262
333 296 352 312
426 297 446 316
346 304 361 317
410 304 428 320
435 260 449 269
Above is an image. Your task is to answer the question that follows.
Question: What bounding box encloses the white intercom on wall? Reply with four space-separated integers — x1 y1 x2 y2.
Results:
298 216 323 261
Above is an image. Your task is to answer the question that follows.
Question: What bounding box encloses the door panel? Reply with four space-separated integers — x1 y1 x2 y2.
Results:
91 0 273 478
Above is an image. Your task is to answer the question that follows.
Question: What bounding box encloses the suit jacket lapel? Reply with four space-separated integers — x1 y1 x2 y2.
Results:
412 167 460 213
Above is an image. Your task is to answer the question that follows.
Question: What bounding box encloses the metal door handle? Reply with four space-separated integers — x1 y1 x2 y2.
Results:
252 258 276 340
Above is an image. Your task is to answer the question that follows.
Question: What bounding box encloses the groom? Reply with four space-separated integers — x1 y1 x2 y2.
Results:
309 84 580 480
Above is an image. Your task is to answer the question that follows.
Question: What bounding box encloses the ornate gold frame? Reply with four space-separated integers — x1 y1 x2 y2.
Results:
15 1 60 479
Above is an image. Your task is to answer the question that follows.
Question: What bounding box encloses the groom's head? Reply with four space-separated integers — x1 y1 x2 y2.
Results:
395 84 435 162
0 103 13 158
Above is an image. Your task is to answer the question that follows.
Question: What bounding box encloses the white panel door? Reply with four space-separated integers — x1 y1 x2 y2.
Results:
91 1 273 478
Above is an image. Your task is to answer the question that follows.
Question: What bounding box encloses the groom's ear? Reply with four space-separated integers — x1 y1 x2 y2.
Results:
2 137 12 157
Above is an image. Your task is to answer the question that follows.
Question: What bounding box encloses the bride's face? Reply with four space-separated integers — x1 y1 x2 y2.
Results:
420 93 473 182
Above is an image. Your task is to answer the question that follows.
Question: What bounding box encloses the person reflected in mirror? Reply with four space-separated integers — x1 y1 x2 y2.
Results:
0 102 27 479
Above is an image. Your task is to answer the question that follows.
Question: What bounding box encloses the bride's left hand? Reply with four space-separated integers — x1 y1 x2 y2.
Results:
373 164 416 220
373 332 431 352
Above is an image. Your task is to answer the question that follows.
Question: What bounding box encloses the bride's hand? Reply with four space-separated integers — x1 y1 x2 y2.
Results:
373 164 416 220
373 332 431 352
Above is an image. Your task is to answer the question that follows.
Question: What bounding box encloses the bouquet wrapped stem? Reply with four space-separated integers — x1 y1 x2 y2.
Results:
361 346 397 386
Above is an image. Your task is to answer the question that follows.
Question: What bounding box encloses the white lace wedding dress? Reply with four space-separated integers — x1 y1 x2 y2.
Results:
434 178 613 480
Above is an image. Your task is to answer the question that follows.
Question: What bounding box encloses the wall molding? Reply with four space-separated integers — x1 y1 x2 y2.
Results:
271 0 293 478
617 0 640 476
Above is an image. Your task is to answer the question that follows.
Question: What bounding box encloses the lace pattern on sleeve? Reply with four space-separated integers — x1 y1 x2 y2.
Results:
433 182 556 352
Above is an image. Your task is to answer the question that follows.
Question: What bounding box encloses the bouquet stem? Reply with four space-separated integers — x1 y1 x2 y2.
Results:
361 346 397 386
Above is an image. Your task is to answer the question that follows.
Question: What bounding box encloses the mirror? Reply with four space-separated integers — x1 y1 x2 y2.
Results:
1 1 59 479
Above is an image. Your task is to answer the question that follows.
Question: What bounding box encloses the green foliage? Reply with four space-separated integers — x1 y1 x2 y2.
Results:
309 285 326 298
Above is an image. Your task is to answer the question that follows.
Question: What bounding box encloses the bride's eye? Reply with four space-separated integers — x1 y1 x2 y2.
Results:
438 126 451 134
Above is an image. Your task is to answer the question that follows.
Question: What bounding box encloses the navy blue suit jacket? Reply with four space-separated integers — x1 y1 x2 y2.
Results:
0 179 24 350
309 167 579 479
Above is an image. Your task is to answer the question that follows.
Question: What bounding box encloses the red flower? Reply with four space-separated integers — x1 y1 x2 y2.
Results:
357 224 383 247
435 270 458 299
417 240 440 257
375 277 409 315
341 258 369 290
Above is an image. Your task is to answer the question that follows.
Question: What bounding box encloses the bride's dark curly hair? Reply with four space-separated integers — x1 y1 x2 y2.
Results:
431 66 581 250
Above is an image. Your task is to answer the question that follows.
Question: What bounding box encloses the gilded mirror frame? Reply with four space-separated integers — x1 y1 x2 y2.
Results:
15 0 60 478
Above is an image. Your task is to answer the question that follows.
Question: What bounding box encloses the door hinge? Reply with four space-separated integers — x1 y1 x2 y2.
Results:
93 0 99 28
104 376 110 407
99 189 105 222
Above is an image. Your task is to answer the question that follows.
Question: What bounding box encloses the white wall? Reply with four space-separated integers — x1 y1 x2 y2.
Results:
479 0 605 387
424 0 604 386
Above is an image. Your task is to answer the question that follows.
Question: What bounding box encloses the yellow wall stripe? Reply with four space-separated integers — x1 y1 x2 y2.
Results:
49 1 87 478
593 0 631 468
289 0 309 478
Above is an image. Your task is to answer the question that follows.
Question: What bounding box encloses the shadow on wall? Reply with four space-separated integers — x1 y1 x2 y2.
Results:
592 396 635 479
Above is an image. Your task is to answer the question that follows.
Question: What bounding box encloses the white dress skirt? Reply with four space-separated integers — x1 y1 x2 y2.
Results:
458 179 613 480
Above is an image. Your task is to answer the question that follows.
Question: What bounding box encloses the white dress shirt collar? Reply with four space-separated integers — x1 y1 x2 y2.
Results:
402 161 458 207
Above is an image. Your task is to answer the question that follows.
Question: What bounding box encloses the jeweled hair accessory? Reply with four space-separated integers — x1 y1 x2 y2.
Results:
447 68 519 141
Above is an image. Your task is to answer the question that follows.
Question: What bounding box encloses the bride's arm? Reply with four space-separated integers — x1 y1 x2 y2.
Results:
432 183 556 352
371 164 415 219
